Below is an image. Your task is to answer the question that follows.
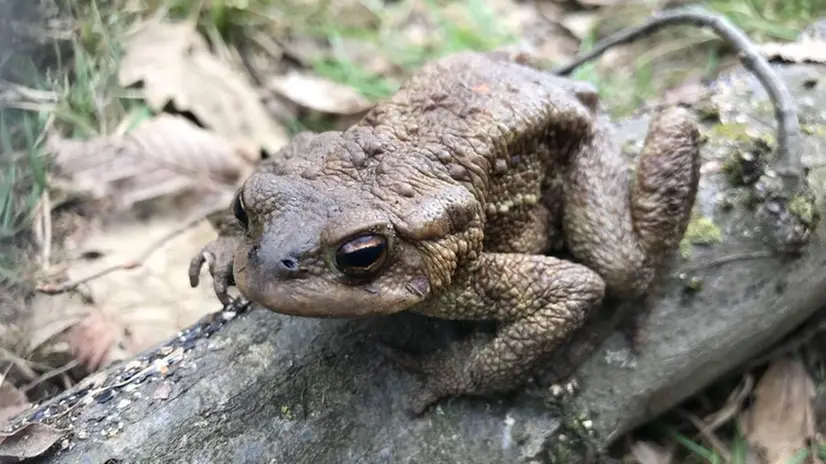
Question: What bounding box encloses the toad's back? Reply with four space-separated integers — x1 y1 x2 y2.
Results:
355 52 598 205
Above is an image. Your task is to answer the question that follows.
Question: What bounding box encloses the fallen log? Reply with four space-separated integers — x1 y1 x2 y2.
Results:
5 54 826 464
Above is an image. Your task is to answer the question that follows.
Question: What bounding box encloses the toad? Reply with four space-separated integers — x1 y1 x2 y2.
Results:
190 51 700 414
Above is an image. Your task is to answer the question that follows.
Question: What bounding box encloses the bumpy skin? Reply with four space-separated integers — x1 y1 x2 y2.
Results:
189 52 701 414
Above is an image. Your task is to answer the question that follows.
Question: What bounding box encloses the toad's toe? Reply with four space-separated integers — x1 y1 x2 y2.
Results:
189 237 241 307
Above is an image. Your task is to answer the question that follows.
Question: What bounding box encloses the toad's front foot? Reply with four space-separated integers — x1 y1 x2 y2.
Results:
188 235 242 306
378 333 492 415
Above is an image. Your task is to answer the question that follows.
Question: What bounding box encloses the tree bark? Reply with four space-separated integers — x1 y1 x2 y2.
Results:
9 61 826 464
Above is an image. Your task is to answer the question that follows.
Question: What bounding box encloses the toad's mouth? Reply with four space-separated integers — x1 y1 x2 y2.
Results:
233 270 421 319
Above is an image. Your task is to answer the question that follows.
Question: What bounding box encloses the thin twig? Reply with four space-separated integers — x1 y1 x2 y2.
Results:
676 408 732 462
552 7 802 194
35 205 224 295
0 81 58 103
0 348 40 381
702 373 754 432
40 189 53 270
680 250 774 273
21 360 80 393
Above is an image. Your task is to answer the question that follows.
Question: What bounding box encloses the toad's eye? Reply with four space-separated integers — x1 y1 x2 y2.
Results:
232 191 248 229
334 235 389 277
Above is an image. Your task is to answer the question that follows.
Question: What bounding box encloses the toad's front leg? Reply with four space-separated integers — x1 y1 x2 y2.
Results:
387 253 605 414
189 208 245 306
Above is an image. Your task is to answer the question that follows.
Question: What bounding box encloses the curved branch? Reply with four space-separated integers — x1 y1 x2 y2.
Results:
553 7 803 194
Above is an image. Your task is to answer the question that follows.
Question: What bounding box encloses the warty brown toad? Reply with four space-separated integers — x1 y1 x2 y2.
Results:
189 51 701 414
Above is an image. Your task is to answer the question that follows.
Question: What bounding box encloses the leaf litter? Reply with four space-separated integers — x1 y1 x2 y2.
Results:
739 358 818 464
25 214 229 372
627 440 675 464
32 16 293 372
117 18 290 156
29 8 402 385
0 380 61 460
0 423 63 460
48 113 255 211
0 381 30 427
269 70 373 116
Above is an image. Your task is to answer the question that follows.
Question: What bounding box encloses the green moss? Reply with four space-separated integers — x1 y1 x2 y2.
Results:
801 124 826 137
279 405 295 420
753 99 775 117
621 139 639 158
789 194 818 225
695 100 721 123
681 274 704 293
709 122 752 142
757 132 776 148
709 121 776 146
687 276 704 291
697 129 710 146
720 133 773 186
679 238 694 259
685 216 723 244
681 216 722 258
721 151 747 185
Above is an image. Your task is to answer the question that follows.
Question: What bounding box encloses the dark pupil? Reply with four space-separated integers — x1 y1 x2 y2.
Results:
343 246 382 268
232 192 248 228
336 236 387 274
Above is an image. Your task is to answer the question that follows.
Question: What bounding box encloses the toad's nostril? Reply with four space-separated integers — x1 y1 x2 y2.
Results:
274 255 301 279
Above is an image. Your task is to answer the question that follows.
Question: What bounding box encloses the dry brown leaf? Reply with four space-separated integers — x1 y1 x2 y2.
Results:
0 324 26 354
739 358 816 464
628 440 674 464
25 214 228 369
0 382 30 426
49 113 254 211
758 40 826 65
0 423 62 459
63 307 121 372
118 18 289 155
23 292 88 357
269 71 372 116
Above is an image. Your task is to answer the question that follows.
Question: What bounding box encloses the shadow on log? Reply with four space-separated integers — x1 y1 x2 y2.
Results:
5 61 826 464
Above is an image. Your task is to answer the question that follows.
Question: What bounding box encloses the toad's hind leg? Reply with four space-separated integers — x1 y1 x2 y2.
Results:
563 106 701 298
389 253 604 414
